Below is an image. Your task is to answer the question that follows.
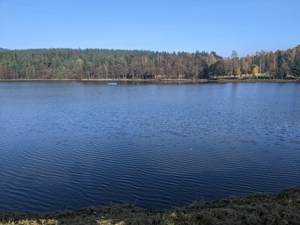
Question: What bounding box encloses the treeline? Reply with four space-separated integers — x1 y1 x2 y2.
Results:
0 46 300 80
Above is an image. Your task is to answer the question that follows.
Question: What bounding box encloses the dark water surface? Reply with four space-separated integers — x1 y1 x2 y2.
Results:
1 81 300 212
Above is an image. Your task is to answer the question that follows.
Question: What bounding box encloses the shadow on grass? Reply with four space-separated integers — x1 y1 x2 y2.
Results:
1 186 300 225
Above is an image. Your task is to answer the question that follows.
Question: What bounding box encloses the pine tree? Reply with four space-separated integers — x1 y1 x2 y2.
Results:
292 60 300 79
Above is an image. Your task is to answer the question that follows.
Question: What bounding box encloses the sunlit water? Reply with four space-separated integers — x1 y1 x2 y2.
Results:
0 81 300 212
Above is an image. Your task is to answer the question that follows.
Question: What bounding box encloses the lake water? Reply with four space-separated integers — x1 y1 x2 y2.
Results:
0 81 300 212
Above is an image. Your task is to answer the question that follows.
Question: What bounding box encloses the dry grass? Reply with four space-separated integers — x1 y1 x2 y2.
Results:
1 186 300 225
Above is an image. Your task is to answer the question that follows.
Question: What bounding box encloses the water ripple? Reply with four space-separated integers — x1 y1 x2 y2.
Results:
1 82 300 212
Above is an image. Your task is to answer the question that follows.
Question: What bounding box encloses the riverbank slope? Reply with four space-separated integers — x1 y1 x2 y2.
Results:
1 186 299 225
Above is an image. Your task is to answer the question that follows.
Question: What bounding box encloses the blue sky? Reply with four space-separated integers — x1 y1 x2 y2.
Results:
0 0 299 57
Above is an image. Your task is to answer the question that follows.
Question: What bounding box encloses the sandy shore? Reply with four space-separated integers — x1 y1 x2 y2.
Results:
1 186 299 225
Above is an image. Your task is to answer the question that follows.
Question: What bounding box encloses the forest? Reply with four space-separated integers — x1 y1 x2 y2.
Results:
0 45 300 80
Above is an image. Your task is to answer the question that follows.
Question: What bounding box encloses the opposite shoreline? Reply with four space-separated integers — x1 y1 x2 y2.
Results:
1 186 299 225
0 78 299 84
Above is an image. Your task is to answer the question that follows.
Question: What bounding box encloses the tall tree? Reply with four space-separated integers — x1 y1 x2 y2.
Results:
292 60 300 79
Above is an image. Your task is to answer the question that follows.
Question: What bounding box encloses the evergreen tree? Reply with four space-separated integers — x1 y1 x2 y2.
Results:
292 60 300 79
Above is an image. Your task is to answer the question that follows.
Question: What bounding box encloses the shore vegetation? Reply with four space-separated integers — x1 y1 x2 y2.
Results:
1 186 299 225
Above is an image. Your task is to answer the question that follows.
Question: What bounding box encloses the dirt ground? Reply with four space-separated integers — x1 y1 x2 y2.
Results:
1 186 299 225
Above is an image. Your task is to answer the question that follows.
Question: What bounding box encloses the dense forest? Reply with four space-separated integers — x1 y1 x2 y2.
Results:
0 45 300 80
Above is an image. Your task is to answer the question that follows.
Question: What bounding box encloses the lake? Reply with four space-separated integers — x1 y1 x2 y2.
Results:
0 81 300 212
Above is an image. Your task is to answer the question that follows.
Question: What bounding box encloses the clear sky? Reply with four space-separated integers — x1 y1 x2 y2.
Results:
0 0 299 57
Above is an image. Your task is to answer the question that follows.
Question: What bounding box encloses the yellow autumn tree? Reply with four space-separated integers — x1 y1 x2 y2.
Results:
207 53 217 66
233 68 242 77
251 64 259 75
250 64 259 79
75 59 83 69
74 59 84 79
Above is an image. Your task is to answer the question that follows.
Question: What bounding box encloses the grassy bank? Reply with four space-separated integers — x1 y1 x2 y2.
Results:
1 186 299 225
